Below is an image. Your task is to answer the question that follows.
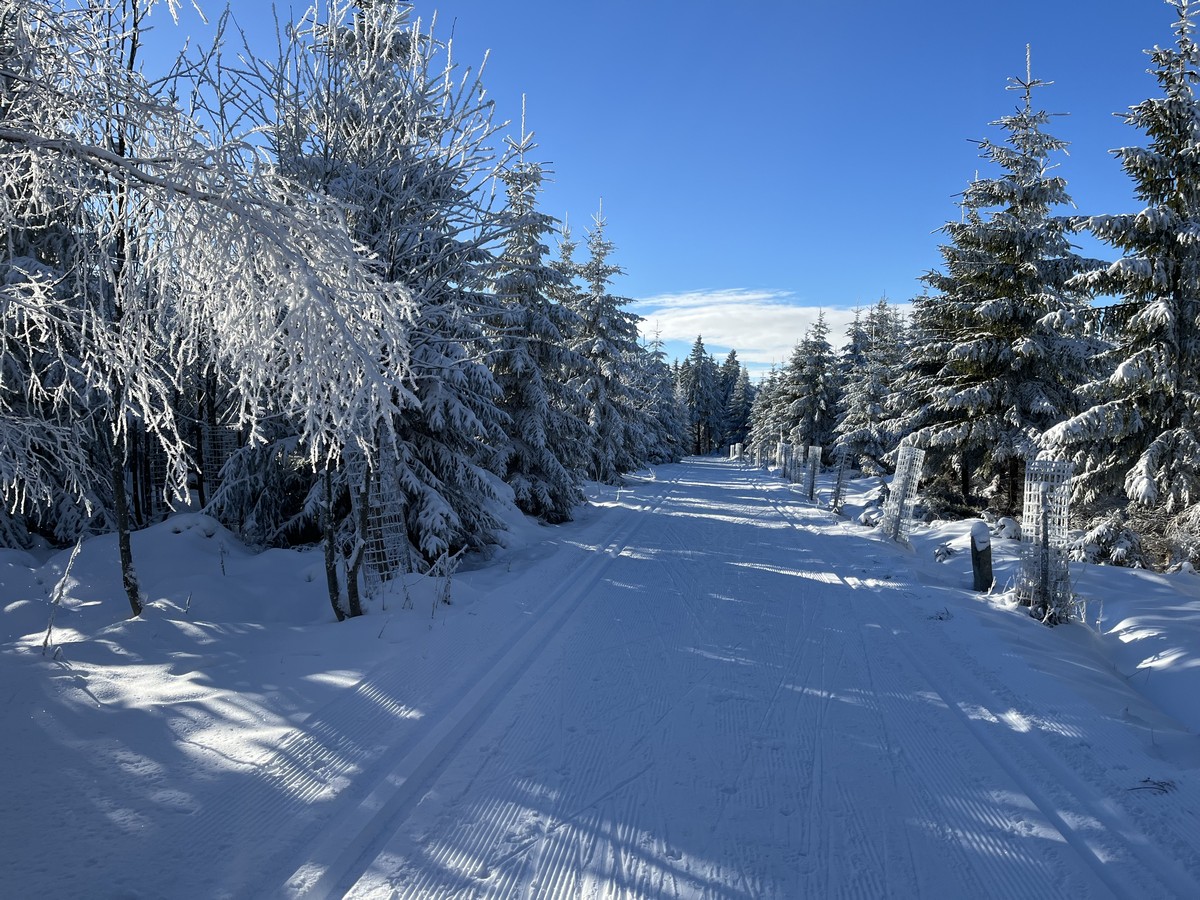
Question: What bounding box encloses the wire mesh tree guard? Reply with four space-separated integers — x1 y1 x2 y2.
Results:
778 442 794 482
830 445 850 513
1017 459 1076 623
881 444 925 542
804 445 821 501
144 440 169 519
201 424 238 489
362 460 407 594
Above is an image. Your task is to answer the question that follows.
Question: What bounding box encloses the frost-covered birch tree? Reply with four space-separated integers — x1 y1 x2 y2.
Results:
2 0 414 619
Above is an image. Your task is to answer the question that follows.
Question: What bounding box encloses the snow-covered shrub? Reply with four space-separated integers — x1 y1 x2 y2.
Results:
1163 508 1200 572
205 439 319 547
993 517 1021 540
858 505 884 527
1069 509 1148 568
857 479 888 526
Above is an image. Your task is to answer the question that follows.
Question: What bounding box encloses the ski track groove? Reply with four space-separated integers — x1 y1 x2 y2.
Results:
751 472 1081 898
877 585 1200 898
392 472 690 900
149 579 515 898
901 585 1200 889
749 474 944 900
261 458 1200 899
755 468 1197 900
850 629 1064 899
273 471 684 899
377 462 786 898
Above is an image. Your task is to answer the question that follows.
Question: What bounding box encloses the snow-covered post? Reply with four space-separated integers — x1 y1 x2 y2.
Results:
970 520 992 591
881 444 925 542
804 445 820 501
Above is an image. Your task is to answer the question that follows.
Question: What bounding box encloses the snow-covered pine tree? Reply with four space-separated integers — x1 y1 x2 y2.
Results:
715 350 741 448
678 336 724 455
1045 1 1200 559
902 54 1097 512
261 1 509 566
488 111 588 523
724 361 756 449
780 312 841 457
544 219 597 474
835 298 907 474
747 366 786 461
568 205 645 483
637 330 689 463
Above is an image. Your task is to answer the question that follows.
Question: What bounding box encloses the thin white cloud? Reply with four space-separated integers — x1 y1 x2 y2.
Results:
632 288 866 371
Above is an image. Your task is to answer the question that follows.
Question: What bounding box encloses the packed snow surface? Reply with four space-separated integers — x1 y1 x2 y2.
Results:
3 458 1200 898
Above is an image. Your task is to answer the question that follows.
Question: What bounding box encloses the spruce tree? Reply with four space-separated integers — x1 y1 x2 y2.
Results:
634 331 688 464
902 55 1097 511
836 299 906 474
747 367 786 459
724 363 756 448
489 117 588 523
1046 1 1200 551
679 336 723 455
265 2 509 563
567 206 644 483
780 313 840 456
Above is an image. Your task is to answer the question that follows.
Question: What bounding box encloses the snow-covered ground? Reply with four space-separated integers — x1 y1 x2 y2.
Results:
2 458 1199 898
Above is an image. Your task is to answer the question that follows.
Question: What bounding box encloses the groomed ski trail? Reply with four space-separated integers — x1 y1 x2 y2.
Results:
317 458 1200 899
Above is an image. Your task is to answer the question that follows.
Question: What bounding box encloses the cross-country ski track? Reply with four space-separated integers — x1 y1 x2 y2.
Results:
5 457 1200 899
286 458 1200 898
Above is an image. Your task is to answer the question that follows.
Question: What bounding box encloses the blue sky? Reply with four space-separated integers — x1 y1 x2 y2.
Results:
149 1 1174 373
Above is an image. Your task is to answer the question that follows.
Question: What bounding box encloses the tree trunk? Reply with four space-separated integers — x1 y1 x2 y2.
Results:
110 434 143 618
960 452 971 504
128 428 144 526
344 469 369 619
323 467 346 622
